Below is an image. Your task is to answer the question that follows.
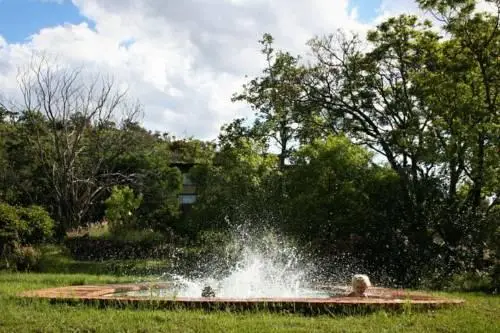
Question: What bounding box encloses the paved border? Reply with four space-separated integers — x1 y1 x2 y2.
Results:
19 283 464 313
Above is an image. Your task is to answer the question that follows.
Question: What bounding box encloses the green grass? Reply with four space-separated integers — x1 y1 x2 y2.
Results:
0 272 499 333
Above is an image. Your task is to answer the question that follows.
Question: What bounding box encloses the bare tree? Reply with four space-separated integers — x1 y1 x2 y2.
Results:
17 55 142 235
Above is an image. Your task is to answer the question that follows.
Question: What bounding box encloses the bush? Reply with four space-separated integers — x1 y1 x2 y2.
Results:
18 205 54 244
0 203 21 269
169 230 236 278
445 271 496 293
0 202 24 243
105 186 143 234
11 245 41 271
197 230 233 257
1 203 54 246
1 202 53 271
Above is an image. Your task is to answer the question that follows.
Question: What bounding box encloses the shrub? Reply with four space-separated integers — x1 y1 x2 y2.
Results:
105 186 143 234
197 230 232 256
0 202 24 245
169 230 235 278
445 271 496 293
0 203 24 267
11 245 41 271
1 202 53 271
18 205 54 244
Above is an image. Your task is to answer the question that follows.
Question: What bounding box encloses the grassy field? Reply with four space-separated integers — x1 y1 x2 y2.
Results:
0 272 499 333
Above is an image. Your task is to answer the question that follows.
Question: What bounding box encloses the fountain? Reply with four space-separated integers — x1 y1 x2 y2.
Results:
19 227 464 313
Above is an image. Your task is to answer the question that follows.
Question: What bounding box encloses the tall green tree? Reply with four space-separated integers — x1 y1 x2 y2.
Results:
416 0 500 211
306 4 498 237
306 16 444 247
232 34 309 168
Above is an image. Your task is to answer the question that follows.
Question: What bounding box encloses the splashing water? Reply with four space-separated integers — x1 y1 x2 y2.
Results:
158 227 330 298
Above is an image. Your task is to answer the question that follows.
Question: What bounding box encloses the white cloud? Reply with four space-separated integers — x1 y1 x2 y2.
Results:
1 0 373 140
2 0 494 140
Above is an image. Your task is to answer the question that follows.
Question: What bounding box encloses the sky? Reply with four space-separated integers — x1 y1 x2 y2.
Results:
0 0 443 140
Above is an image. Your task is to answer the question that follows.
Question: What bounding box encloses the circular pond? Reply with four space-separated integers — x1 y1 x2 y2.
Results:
20 282 464 314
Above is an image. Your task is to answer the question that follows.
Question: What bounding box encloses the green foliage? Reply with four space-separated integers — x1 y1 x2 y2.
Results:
10 245 41 271
186 137 279 234
283 136 411 280
286 135 376 241
418 255 498 293
293 0 498 284
195 229 233 260
135 142 183 233
232 33 310 168
88 221 111 238
0 203 54 246
64 232 174 261
168 138 216 164
0 202 53 270
104 186 143 233
36 245 170 275
0 114 51 207
0 202 24 247
17 205 54 244
447 271 496 293
108 228 167 244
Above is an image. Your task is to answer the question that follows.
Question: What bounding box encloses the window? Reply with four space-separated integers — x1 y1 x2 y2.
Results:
179 194 197 204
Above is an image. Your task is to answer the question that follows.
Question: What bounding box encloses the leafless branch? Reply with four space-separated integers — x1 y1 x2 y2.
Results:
15 54 142 229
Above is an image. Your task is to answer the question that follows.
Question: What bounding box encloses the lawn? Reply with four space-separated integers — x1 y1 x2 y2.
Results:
0 272 499 333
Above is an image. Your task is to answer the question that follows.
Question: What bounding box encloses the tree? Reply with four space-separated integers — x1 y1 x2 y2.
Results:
284 135 411 283
416 0 500 211
187 137 279 235
16 56 141 236
0 111 50 206
305 17 446 251
305 6 498 248
284 135 376 241
232 34 309 169
135 140 183 233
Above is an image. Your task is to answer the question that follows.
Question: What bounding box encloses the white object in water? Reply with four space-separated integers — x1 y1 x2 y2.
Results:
351 274 371 296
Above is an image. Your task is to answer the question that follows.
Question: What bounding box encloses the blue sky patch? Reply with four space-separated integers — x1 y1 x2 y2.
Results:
0 0 90 43
349 0 382 22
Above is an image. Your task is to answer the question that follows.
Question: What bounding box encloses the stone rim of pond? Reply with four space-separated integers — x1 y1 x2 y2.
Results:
19 282 465 313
